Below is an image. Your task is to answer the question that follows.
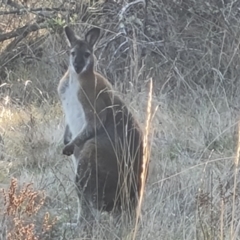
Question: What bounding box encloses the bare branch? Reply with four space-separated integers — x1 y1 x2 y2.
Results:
0 7 70 15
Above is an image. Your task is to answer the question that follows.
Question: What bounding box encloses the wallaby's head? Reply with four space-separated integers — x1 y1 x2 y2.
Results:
64 26 100 75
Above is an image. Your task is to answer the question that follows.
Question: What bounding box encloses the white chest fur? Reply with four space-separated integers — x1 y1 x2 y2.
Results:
60 75 86 139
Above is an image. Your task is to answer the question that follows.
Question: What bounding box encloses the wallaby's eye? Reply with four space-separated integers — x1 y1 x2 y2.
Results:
84 52 90 58
71 51 75 57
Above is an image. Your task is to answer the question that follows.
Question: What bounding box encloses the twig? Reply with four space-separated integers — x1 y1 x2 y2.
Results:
118 0 145 22
106 38 129 69
97 32 123 50
118 0 145 38
97 32 123 61
113 39 129 56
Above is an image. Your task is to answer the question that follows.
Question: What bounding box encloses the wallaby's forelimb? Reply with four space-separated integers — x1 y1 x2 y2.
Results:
62 98 107 156
62 128 91 156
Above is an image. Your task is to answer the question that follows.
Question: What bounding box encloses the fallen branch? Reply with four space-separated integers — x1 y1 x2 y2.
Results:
0 19 47 42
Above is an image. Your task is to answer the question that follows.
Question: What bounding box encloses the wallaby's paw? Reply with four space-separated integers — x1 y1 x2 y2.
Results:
62 143 74 156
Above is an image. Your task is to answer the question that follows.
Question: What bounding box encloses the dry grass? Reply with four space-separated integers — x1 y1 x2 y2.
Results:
1 0 240 239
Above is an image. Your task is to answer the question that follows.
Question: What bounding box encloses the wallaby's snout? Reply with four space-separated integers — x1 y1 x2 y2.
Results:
72 53 86 74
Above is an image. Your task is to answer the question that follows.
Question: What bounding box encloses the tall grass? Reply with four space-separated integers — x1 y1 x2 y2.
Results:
230 122 240 239
133 78 153 240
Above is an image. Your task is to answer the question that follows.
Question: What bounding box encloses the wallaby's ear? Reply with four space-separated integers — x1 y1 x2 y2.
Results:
64 26 77 46
85 28 100 48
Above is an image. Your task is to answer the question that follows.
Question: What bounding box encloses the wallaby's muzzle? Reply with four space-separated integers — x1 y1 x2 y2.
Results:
74 55 85 74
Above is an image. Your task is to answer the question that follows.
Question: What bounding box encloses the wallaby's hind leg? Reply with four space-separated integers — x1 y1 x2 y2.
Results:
62 147 82 229
62 145 97 233
62 191 94 231
62 190 81 229
75 136 119 210
76 190 100 237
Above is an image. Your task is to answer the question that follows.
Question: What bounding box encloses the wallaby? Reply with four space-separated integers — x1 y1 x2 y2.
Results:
58 26 147 227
